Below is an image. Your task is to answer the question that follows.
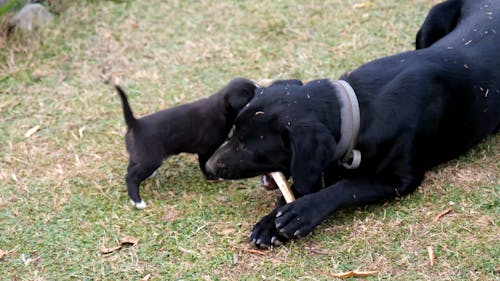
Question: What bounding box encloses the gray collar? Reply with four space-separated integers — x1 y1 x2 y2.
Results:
329 80 362 169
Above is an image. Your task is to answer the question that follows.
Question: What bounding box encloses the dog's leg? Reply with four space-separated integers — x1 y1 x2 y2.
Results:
125 161 162 209
415 0 461 49
274 177 420 239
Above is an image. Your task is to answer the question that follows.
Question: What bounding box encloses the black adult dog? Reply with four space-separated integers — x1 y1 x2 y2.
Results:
205 0 500 248
116 78 256 209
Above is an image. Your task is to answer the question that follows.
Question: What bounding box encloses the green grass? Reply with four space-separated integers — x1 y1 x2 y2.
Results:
0 0 499 280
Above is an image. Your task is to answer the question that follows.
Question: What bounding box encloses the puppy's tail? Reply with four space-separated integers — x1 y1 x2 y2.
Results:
115 85 137 128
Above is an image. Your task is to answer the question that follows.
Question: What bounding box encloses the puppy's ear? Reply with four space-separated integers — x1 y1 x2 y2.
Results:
223 78 257 112
287 124 336 195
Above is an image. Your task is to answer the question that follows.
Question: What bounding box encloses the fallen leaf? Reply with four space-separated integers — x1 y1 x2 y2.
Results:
352 1 372 9
331 270 378 279
331 271 355 278
25 125 40 138
232 245 267 256
219 228 236 235
427 246 435 268
120 236 139 246
98 245 122 254
32 69 44 80
478 216 494 226
140 274 151 281
432 208 452 223
0 249 6 259
305 246 334 255
98 236 139 254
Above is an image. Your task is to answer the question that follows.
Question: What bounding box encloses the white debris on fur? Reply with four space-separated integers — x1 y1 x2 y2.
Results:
130 199 147 209
10 3 53 31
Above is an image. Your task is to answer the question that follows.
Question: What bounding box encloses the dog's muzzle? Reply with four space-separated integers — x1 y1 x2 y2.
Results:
205 156 228 178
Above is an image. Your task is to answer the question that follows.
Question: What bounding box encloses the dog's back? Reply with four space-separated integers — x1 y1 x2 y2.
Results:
420 0 500 144
343 0 499 171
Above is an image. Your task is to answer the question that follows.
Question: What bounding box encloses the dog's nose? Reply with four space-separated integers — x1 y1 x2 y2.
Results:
205 157 227 178
205 157 218 177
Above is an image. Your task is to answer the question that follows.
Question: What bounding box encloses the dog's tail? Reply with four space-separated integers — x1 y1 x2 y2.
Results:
115 85 137 128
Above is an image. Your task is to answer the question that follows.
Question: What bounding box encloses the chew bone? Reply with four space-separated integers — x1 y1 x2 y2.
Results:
269 172 295 203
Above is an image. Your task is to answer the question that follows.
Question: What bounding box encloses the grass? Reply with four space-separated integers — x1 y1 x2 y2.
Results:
0 0 498 280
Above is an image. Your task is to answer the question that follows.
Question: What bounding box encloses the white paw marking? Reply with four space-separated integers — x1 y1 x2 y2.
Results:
135 200 147 209
130 199 147 209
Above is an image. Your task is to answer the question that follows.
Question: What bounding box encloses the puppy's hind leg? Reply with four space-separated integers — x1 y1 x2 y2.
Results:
125 161 162 209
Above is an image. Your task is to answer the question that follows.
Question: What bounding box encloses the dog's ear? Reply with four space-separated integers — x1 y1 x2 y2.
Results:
287 124 336 195
223 78 257 112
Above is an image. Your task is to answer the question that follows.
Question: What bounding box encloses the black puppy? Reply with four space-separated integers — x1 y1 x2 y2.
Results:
206 0 500 247
116 78 256 209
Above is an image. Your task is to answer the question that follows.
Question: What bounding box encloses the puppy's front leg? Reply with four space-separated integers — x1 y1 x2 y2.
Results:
275 178 420 239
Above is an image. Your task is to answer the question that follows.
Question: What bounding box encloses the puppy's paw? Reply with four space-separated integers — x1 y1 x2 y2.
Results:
130 199 147 209
275 197 320 239
250 213 288 249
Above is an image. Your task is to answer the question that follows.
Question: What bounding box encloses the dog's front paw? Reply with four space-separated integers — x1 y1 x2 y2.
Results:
250 213 288 249
275 196 321 239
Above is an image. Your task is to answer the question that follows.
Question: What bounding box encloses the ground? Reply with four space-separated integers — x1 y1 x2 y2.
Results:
0 0 498 280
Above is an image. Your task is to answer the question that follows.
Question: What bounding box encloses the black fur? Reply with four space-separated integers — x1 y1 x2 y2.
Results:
117 78 256 205
206 0 500 248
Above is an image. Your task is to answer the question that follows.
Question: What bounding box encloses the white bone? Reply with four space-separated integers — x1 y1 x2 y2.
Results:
270 172 295 203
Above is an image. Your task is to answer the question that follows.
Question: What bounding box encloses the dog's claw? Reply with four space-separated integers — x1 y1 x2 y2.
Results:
276 211 282 217
271 236 282 246
293 230 301 237
279 229 289 239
